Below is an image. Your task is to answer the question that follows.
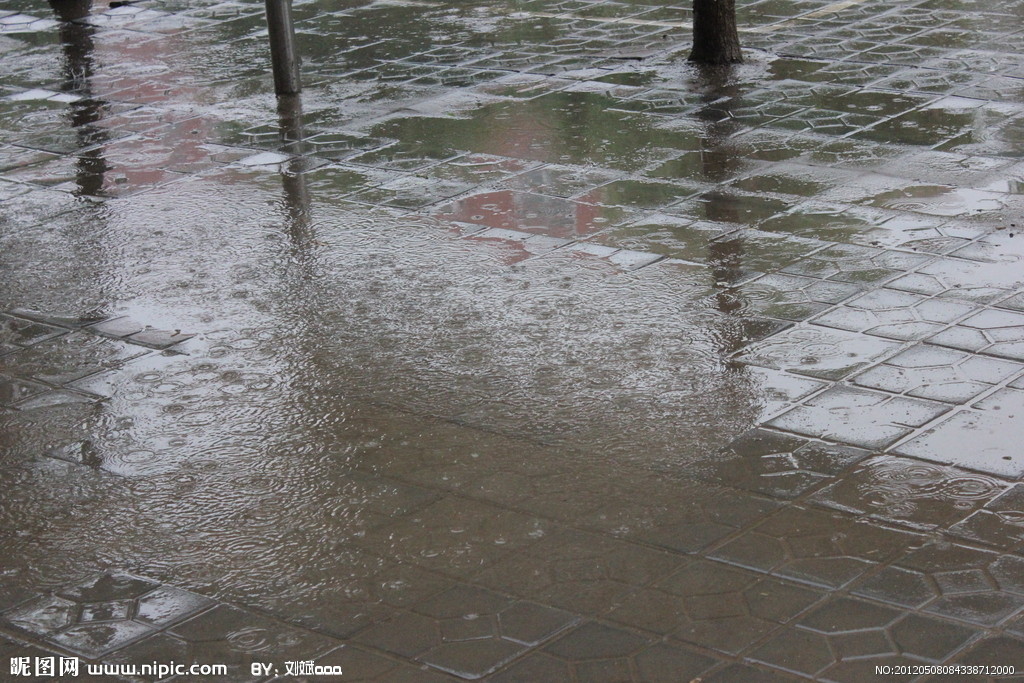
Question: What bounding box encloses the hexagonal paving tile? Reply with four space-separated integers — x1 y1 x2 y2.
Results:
700 428 871 500
949 484 1024 552
888 257 1024 304
727 273 861 322
1 573 215 658
895 388 1024 477
709 505 919 589
489 623 719 683
607 557 822 655
809 455 1007 529
738 325 903 380
781 244 929 287
471 530 682 616
811 289 974 341
851 344 1022 404
353 585 576 679
852 541 1024 626
927 309 1024 361
765 385 949 449
750 597 978 681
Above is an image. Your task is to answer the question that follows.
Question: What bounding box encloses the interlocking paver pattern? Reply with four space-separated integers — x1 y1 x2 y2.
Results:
4 0 1024 679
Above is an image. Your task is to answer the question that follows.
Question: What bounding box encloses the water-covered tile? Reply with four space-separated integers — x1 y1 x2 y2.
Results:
739 325 902 380
851 344 1022 403
356 585 575 678
811 289 973 341
472 529 680 616
709 505 918 589
810 455 1007 529
750 597 977 679
949 484 1024 551
728 274 860 323
0 315 66 346
352 496 550 578
437 189 628 240
781 244 930 286
700 428 869 500
896 392 1024 477
766 385 948 449
853 541 1024 626
927 309 1024 360
539 623 718 682
888 257 1024 304
2 573 214 658
607 557 821 655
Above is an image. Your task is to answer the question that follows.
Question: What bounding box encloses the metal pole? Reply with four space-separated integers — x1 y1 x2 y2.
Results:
264 0 301 94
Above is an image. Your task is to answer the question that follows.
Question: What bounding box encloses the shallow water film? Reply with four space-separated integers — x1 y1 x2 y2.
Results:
3 0 1024 680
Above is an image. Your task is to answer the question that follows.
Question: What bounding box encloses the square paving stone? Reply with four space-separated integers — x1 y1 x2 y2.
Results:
809 455 1007 529
895 402 1024 478
738 325 903 380
700 428 870 500
852 541 1024 625
750 597 978 680
606 557 821 655
851 344 1022 404
927 309 1024 361
709 505 919 589
765 385 949 449
811 289 974 341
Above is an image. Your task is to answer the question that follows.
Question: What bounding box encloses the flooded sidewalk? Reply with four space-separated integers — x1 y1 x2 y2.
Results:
2 0 1024 679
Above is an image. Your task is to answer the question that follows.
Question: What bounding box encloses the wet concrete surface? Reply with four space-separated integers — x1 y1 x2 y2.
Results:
2 0 1024 680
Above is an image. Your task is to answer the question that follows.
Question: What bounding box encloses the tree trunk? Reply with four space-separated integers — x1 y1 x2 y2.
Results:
689 0 743 64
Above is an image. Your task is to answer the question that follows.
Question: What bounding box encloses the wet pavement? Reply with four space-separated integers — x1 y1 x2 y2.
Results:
2 0 1024 680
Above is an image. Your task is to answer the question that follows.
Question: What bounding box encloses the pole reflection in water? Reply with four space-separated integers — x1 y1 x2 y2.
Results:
50 0 110 197
277 93 313 251
692 64 750 362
